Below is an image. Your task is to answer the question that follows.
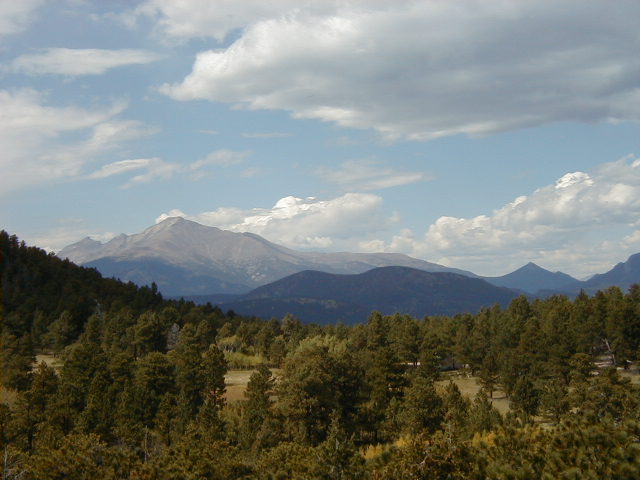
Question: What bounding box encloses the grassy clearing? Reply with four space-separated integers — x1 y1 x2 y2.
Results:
0 386 18 408
620 367 640 384
224 368 282 403
437 373 511 415
34 353 62 371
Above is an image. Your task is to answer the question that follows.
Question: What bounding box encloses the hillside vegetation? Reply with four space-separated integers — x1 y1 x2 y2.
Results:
2 230 640 479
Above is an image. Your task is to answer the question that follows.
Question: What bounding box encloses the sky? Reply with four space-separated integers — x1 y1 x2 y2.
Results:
1 0 640 279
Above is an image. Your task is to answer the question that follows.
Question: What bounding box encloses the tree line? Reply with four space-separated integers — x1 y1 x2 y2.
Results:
2 230 640 479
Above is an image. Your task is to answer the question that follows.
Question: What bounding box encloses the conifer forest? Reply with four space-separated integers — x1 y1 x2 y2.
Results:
2 230 640 479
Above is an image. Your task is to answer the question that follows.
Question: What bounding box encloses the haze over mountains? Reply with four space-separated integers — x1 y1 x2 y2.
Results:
217 267 519 324
58 217 476 296
57 217 640 323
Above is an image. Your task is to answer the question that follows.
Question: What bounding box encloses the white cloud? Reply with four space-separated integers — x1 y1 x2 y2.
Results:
86 157 180 188
156 192 396 249
10 48 161 76
159 0 640 141
0 0 43 36
86 158 153 179
20 217 118 254
129 0 328 42
190 149 249 169
122 158 181 188
0 89 157 195
316 158 427 191
362 155 640 277
85 149 252 188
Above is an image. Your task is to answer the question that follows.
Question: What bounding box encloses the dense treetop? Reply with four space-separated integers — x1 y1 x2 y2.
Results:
2 231 640 479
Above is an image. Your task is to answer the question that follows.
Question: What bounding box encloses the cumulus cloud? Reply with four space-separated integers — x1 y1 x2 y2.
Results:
361 155 640 277
156 193 397 249
0 0 43 36
10 48 161 76
0 89 158 195
159 0 640 141
316 158 428 191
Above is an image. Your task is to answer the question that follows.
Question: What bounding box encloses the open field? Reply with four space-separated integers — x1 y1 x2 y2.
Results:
222 367 512 412
437 372 511 415
224 368 282 403
35 353 62 370
0 386 18 408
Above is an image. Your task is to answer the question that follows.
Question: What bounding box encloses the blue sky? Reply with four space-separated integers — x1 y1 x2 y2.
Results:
1 0 640 278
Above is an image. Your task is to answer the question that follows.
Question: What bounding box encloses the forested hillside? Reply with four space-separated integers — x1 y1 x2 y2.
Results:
2 231 640 479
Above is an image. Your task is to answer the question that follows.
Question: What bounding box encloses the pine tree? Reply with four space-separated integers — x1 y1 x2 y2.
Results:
312 413 365 480
466 391 502 437
201 343 228 410
239 364 274 449
397 374 443 436
170 324 205 417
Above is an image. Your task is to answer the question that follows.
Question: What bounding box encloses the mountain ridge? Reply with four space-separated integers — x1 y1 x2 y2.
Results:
58 218 640 299
58 217 477 296
218 266 520 324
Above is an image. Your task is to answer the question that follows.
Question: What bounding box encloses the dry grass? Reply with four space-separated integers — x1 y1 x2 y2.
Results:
34 353 62 371
224 368 282 403
619 366 640 384
0 386 18 408
437 373 511 415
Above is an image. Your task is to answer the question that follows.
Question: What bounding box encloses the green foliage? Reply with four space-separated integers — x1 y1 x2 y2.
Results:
26 433 137 480
277 336 363 445
5 230 640 479
0 329 33 390
397 375 443 436
240 364 275 449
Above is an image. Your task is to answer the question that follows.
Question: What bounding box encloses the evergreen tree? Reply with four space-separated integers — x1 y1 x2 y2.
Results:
510 375 539 418
397 374 443 436
0 330 33 391
201 343 228 410
171 324 206 417
312 413 365 480
466 391 502 437
239 364 274 449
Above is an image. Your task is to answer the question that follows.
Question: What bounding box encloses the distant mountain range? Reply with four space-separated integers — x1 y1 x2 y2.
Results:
57 217 640 323
203 267 519 324
57 217 475 296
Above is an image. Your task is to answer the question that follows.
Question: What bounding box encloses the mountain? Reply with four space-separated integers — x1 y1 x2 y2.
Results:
584 253 640 292
58 217 476 296
219 266 520 324
484 262 581 294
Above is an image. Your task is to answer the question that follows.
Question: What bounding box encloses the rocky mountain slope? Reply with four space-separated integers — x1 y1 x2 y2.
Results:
58 217 475 296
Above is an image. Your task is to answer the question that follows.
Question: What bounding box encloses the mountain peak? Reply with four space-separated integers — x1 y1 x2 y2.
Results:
521 261 542 270
57 219 471 296
77 236 102 246
485 262 579 294
155 216 190 228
